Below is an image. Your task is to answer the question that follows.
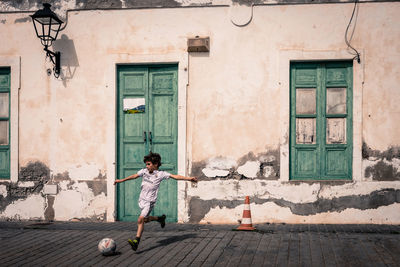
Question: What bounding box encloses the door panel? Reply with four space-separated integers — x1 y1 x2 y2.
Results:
117 65 178 222
117 67 148 220
148 67 177 221
325 148 348 176
295 148 319 177
0 149 9 177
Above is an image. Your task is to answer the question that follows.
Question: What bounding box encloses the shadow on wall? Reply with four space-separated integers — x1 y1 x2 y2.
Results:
189 52 210 58
53 34 79 86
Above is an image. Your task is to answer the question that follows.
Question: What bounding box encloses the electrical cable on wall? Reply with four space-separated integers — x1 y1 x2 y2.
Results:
345 0 361 64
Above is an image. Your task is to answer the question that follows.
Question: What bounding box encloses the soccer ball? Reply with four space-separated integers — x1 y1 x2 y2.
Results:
98 238 117 256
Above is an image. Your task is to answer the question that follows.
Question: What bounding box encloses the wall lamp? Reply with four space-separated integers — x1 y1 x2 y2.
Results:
31 3 63 78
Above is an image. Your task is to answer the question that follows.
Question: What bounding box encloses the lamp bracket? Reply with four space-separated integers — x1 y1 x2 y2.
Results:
44 46 61 78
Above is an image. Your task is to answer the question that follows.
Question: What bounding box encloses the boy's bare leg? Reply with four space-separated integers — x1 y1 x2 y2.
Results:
136 216 145 238
136 216 159 238
128 216 147 251
145 216 159 223
129 215 166 251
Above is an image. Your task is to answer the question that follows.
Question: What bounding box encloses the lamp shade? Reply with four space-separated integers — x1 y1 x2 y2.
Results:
31 3 63 47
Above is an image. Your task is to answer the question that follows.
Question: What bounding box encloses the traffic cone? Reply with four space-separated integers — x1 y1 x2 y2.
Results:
236 196 256 231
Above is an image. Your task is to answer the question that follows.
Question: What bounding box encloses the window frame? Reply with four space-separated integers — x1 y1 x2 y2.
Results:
0 56 20 182
0 67 11 179
289 61 353 180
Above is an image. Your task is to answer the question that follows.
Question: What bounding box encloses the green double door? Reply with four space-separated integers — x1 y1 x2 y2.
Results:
117 65 178 222
290 62 353 180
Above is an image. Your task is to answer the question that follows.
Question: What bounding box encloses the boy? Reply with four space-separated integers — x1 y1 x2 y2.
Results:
114 152 197 251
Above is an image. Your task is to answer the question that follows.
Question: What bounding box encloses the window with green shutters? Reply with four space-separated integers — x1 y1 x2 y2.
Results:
0 68 10 179
290 62 353 180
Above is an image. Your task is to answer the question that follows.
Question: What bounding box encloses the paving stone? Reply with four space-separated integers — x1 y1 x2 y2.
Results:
201 231 235 267
238 232 263 265
275 233 291 266
251 232 272 266
263 232 280 267
298 232 312 266
0 221 398 266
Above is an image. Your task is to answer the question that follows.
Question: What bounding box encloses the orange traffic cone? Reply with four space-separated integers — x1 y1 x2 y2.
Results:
236 196 256 231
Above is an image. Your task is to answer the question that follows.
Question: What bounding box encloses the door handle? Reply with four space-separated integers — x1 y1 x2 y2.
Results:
149 131 153 145
143 131 147 142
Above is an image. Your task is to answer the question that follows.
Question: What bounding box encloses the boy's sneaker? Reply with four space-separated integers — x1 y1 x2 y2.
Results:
158 214 166 228
128 239 139 251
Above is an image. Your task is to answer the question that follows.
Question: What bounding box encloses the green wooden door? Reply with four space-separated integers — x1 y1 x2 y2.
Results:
290 62 352 180
0 68 10 179
117 65 178 222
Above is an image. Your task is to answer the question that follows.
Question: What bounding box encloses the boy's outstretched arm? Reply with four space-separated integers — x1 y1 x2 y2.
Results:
170 174 198 182
114 174 139 185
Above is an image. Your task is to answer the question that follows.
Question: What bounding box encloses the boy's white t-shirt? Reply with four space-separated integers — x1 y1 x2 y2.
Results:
137 168 171 203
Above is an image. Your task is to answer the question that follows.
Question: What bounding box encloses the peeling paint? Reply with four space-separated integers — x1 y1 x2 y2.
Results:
363 143 400 161
0 0 380 14
232 0 263 7
14 17 30 23
67 163 103 181
188 188 400 223
84 174 107 196
0 162 50 215
19 161 50 182
1 0 399 225
53 171 72 182
192 150 280 180
53 185 107 221
363 143 400 181
201 157 236 177
365 160 400 181
202 168 230 177
0 161 108 222
17 181 35 187
0 185 7 198
237 161 260 178
76 0 122 9
1 194 45 220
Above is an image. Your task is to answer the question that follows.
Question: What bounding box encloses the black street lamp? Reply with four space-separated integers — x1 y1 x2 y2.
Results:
31 3 63 78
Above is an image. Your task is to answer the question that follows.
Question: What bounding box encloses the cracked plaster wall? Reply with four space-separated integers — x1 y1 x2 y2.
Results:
0 2 399 224
363 143 400 181
0 0 386 15
186 148 400 224
187 179 400 224
0 162 108 221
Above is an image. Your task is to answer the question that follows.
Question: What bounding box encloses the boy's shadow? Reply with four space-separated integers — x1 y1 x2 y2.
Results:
136 234 196 254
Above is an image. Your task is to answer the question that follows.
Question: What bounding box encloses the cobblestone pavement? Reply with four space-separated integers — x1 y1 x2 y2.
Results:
0 221 399 266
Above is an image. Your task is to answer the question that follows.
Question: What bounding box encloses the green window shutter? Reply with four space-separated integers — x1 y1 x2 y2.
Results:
290 62 352 180
0 67 10 179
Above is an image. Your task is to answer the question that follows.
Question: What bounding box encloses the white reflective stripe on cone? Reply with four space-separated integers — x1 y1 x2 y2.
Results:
242 218 252 224
244 204 250 210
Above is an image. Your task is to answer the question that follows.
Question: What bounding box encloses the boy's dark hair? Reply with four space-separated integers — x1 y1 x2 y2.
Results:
143 152 162 167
